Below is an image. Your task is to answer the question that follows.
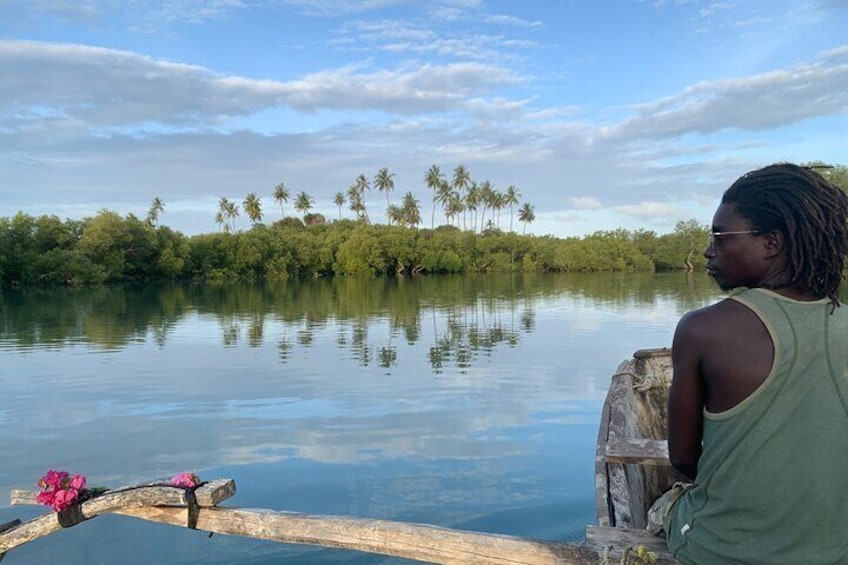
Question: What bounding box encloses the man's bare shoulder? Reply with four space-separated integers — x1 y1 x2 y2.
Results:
677 297 747 333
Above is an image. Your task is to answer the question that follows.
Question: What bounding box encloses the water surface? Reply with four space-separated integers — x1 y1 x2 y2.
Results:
0 272 721 564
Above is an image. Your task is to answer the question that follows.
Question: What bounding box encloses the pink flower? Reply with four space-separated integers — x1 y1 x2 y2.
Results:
170 472 200 488
38 470 69 490
36 470 88 512
68 474 86 491
51 488 80 511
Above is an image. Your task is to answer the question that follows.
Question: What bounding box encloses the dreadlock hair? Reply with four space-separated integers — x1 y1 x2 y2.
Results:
721 163 848 306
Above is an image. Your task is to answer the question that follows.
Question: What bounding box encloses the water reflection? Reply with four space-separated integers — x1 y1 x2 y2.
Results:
0 272 718 372
0 273 724 565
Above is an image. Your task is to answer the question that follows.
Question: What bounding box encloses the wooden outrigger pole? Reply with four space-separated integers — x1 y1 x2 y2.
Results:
1 478 675 564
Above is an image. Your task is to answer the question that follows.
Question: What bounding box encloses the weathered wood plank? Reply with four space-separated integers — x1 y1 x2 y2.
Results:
604 438 670 466
0 520 20 563
111 506 682 565
3 478 681 565
584 526 674 556
9 479 234 508
633 348 671 359
2 481 233 554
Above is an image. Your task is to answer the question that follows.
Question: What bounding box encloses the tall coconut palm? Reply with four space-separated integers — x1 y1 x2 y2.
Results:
386 204 404 226
504 185 521 232
146 196 164 227
518 202 535 234
273 182 290 218
465 182 480 232
354 174 371 223
452 164 471 229
218 197 239 232
401 192 421 227
374 167 395 211
347 185 364 221
243 192 263 225
446 192 464 228
436 179 452 225
294 191 314 221
333 191 346 220
424 164 445 229
477 180 494 233
215 210 226 232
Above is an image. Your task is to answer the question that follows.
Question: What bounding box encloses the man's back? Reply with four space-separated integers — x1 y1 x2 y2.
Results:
667 288 848 564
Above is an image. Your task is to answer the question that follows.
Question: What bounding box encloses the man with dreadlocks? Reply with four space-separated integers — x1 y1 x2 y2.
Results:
662 163 848 564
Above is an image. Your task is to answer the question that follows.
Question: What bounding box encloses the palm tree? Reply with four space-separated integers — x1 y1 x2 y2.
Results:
446 192 464 228
243 192 263 225
218 197 239 233
436 179 452 226
452 164 471 229
354 174 371 223
424 164 445 229
294 191 314 221
273 182 290 218
215 210 226 232
386 204 404 226
146 197 164 227
504 185 521 232
518 202 535 234
374 167 395 211
465 182 480 232
477 180 494 233
333 191 346 220
401 192 421 227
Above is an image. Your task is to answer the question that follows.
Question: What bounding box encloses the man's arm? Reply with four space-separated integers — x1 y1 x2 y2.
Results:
668 311 707 480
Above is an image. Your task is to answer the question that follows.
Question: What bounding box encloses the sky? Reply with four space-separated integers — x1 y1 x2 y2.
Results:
1 0 847 237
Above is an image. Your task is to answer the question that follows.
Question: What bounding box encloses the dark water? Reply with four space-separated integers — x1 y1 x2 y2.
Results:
0 272 721 564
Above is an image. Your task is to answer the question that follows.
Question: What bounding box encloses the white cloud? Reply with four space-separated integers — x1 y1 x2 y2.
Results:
614 202 686 218
616 47 848 140
569 196 602 210
0 40 523 132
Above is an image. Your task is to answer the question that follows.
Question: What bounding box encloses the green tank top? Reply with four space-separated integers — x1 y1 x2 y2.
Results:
667 287 848 565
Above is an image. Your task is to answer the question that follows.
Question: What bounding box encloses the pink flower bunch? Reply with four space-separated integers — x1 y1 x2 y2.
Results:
36 470 87 512
170 472 201 488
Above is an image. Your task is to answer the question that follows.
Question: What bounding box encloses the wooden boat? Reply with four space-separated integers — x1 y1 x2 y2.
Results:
0 349 679 564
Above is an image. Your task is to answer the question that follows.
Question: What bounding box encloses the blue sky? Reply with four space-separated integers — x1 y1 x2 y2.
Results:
1 0 847 236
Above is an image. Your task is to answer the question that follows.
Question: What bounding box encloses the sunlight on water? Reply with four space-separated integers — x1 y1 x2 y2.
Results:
0 273 722 564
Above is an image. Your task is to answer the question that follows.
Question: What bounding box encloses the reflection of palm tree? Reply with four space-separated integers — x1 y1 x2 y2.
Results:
518 202 535 234
294 191 314 220
243 192 263 225
333 191 345 220
273 182 290 218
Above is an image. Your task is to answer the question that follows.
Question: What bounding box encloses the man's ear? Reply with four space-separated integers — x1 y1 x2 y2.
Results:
763 230 784 259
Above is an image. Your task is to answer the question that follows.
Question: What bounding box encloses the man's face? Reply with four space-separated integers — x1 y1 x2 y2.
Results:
705 203 769 291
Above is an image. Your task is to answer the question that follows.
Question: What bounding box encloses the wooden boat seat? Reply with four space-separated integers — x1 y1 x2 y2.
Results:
604 437 670 466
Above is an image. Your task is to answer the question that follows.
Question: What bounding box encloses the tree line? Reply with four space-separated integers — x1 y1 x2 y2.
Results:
2 162 844 287
204 164 536 234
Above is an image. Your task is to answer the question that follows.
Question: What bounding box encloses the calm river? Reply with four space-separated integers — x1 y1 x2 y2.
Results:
0 272 721 564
